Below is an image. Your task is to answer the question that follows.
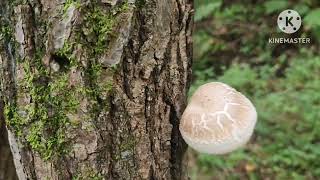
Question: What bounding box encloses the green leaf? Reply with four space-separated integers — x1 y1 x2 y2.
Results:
264 0 288 14
304 8 320 27
195 1 221 21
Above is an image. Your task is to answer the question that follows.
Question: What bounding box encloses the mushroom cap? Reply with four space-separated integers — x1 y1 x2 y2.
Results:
179 82 257 154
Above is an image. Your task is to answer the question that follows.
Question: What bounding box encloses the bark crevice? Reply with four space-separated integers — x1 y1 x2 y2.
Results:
1 0 193 179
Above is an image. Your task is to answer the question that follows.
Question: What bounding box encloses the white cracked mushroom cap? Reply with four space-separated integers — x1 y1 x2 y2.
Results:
179 82 257 154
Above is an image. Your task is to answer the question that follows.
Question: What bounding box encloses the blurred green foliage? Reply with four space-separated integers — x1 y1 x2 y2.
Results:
190 0 320 179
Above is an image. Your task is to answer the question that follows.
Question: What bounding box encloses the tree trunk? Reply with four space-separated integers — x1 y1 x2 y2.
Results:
0 101 18 180
0 0 193 179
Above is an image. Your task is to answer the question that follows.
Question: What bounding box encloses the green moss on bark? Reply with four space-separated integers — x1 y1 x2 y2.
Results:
0 25 14 42
82 1 128 55
4 0 129 161
63 0 81 14
4 46 82 160
136 0 146 8
72 168 104 180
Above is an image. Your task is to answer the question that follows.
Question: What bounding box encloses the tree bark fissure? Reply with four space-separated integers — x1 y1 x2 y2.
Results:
0 0 193 179
0 101 18 180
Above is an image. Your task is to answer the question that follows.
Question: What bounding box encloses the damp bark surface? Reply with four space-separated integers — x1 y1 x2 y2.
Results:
0 0 193 179
0 101 18 180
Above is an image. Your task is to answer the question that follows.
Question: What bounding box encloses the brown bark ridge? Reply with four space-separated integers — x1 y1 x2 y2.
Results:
0 0 193 179
0 100 18 180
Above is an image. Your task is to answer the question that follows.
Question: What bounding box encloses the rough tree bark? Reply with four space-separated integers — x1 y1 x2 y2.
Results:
0 0 193 179
0 101 18 180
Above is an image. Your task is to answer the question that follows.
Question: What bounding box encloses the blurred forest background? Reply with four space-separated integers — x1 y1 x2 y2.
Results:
188 0 320 179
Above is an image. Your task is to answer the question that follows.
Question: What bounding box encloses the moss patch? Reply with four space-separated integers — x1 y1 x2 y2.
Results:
4 46 82 160
4 0 129 161
72 170 104 180
82 1 128 55
0 25 14 42
136 0 146 8
63 0 81 15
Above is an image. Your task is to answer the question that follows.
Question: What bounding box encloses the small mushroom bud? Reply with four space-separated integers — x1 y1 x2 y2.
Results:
179 82 257 154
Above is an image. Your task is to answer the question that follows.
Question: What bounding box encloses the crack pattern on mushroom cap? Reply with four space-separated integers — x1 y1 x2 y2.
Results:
180 82 257 145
